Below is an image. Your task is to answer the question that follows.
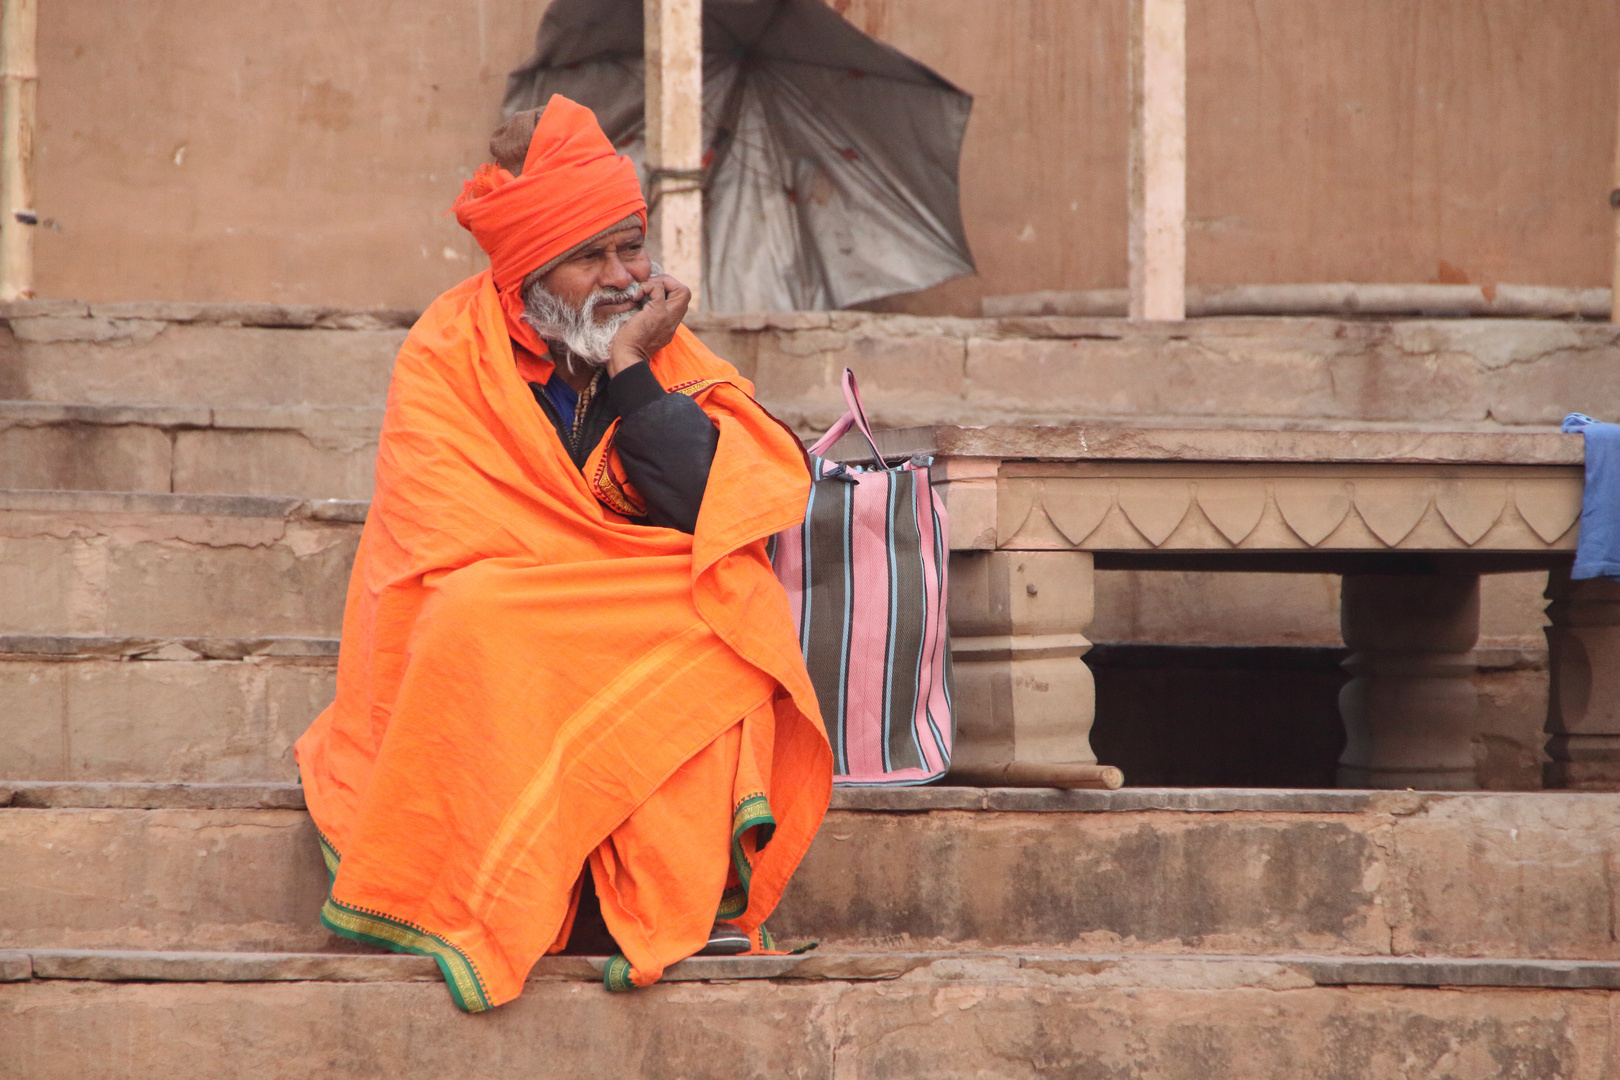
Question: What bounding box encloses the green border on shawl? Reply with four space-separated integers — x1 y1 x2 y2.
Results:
721 792 776 919
316 831 493 1013
598 792 782 993
603 954 637 992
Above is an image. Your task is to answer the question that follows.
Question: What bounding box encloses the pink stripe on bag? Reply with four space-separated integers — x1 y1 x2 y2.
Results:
842 471 894 779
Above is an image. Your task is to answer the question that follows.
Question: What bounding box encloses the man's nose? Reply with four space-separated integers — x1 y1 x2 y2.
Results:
599 251 634 291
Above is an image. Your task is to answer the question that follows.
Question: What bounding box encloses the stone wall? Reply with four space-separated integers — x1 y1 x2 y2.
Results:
31 0 1620 312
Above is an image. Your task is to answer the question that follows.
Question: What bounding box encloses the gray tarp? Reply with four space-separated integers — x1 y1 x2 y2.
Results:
503 0 975 312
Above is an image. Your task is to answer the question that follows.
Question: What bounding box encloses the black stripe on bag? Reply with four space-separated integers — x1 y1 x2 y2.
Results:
804 472 853 775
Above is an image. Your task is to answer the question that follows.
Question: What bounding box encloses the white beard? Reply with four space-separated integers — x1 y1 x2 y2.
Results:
521 278 643 366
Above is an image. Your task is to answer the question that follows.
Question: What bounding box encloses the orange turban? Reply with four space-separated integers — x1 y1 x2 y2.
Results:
453 94 647 358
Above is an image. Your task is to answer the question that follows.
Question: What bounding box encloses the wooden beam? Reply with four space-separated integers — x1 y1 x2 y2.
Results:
0 0 35 301
644 0 703 308
1128 0 1186 321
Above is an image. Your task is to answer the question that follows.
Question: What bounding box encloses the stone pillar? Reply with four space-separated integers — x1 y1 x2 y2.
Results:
644 0 704 306
1127 0 1186 320
1543 567 1620 789
0 0 38 301
946 550 1122 788
1338 573 1480 789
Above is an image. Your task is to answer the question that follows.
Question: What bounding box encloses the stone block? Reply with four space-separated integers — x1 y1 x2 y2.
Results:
6 784 305 810
833 978 1608 1080
27 950 436 982
0 423 174 492
5 794 1620 958
0 497 358 638
1387 794 1620 959
0 663 66 778
1 324 402 407
172 428 378 499
1 972 1614 1079
0 536 87 636
1092 569 1343 647
749 324 968 432
773 809 1389 953
99 534 353 638
2 651 330 783
0 808 330 952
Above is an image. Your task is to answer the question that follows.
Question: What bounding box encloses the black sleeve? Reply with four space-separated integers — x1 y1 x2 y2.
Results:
605 361 718 534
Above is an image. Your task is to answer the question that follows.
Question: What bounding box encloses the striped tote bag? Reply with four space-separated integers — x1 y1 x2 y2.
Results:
770 369 953 785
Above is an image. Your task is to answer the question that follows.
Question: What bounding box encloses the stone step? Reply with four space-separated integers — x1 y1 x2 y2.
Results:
3 784 1616 962
0 490 362 639
0 302 406 408
1 946 1616 1078
0 634 1553 790
0 635 334 782
4 301 1613 432
0 402 382 499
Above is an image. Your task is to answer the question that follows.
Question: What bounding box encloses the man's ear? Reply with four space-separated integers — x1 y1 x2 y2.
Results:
490 109 544 175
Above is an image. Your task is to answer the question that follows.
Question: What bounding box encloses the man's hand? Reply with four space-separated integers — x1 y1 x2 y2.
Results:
607 275 691 376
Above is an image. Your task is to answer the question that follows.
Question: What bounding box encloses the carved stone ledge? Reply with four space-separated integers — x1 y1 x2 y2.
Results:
996 466 1581 553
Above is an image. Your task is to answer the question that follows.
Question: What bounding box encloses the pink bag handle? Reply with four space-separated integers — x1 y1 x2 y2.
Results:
808 368 892 467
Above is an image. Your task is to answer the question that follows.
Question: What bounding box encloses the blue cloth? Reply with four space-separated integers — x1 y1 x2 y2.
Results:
1563 413 1620 581
540 375 579 422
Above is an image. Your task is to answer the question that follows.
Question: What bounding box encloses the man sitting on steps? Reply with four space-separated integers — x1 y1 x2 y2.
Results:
294 95 832 1013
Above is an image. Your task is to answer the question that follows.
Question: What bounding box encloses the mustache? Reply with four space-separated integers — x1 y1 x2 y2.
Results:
580 281 644 317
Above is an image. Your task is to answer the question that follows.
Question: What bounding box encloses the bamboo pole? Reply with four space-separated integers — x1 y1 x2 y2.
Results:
644 0 703 308
1612 63 1620 323
982 282 1614 320
0 0 34 301
1127 0 1185 321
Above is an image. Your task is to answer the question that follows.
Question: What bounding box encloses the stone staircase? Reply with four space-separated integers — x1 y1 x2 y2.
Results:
4 302 1620 1077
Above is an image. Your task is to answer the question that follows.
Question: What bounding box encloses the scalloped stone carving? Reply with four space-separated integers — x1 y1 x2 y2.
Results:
1273 480 1353 547
1192 480 1266 546
1434 478 1510 546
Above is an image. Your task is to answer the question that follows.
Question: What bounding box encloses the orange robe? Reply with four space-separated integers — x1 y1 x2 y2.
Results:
295 270 832 1011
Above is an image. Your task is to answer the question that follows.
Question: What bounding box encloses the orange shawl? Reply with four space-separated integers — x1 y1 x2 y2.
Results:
295 271 831 1011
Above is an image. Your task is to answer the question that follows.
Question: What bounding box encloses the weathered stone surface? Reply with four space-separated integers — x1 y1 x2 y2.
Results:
0 322 402 407
0 492 358 638
18 946 1620 991
8 794 1618 958
0 402 384 497
776 809 1391 953
6 784 306 810
0 952 28 982
0 656 329 782
0 808 331 952
171 428 377 499
1386 794 1620 959
0 409 380 501
28 950 436 983
0 973 1613 1080
2 312 1612 432
172 408 382 499
776 794 1620 960
80 302 418 329
0 979 836 1080
850 424 1584 466
0 662 67 778
0 422 174 492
